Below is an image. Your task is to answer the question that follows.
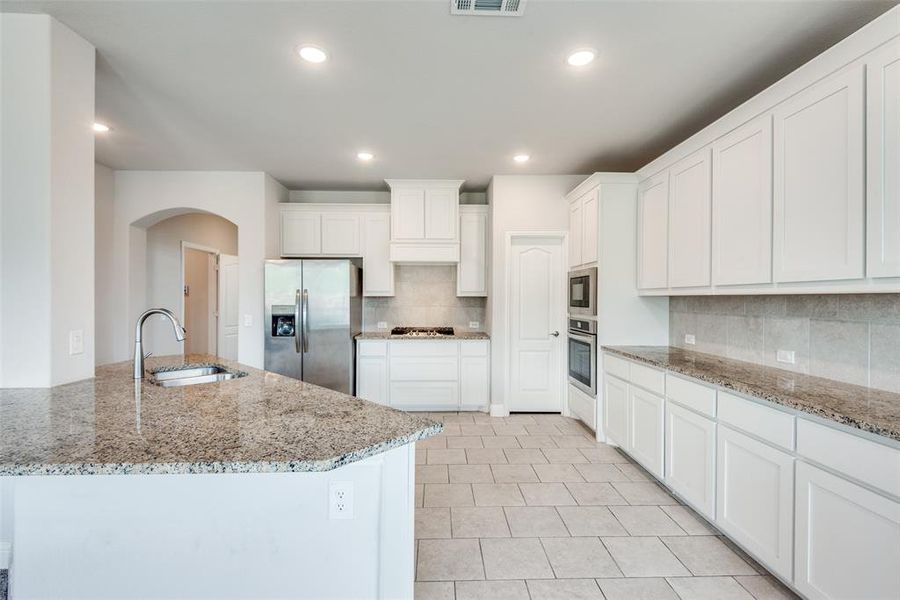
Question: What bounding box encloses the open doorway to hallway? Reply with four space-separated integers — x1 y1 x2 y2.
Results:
182 244 239 359
142 212 239 360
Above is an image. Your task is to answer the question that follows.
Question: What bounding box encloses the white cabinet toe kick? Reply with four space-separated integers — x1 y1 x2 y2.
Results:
357 339 490 412
601 351 900 600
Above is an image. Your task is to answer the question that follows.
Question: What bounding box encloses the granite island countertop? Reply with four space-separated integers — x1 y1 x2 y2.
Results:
0 354 440 476
356 331 490 340
603 346 900 442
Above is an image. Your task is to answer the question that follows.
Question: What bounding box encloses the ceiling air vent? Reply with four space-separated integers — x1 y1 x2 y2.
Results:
451 0 526 16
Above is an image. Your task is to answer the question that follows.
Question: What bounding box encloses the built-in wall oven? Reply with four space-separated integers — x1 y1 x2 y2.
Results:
568 267 597 317
568 318 597 396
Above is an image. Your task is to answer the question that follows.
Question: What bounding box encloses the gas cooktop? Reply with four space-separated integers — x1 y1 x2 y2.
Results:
390 326 455 337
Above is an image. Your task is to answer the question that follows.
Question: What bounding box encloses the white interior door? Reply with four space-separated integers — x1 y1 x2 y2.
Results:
507 235 565 413
217 254 239 360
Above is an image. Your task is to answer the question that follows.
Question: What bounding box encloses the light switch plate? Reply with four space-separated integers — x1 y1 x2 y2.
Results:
69 330 84 355
469 321 480 329
684 334 696 345
377 321 388 329
243 315 253 327
776 349 796 364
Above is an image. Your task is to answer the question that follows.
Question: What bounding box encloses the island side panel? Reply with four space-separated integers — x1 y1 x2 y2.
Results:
7 445 415 600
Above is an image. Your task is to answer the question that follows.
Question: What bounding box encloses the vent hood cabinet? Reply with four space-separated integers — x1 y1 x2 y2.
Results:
387 179 464 264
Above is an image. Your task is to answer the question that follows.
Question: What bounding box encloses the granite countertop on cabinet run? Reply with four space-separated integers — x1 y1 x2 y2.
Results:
603 346 900 442
0 354 440 477
356 331 490 340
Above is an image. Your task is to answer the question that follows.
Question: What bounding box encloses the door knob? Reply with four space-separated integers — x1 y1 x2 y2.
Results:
550 331 560 337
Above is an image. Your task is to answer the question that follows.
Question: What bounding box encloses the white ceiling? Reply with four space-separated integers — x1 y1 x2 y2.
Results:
2 0 896 190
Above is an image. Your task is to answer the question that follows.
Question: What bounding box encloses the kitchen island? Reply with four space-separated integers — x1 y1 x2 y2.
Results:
0 355 439 599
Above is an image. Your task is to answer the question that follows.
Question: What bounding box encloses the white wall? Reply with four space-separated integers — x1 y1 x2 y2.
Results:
104 171 286 369
95 163 117 365
0 14 95 387
143 213 238 357
487 175 586 413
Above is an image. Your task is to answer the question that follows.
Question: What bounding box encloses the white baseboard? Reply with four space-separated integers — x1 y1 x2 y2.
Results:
489 403 508 417
0 541 10 569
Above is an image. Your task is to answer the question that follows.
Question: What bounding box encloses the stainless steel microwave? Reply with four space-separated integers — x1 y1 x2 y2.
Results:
568 267 597 317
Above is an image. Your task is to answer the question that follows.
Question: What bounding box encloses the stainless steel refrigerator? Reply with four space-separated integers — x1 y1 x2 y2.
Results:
264 259 362 394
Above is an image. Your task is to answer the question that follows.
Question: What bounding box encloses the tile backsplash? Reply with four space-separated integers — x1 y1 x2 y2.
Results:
362 266 486 332
669 294 900 393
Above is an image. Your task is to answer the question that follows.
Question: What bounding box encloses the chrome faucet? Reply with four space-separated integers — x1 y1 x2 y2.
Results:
134 308 186 379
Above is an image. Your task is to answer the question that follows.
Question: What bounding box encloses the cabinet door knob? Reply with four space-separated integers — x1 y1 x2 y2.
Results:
550 331 560 337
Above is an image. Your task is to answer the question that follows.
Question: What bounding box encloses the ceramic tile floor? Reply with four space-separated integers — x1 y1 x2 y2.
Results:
414 412 799 600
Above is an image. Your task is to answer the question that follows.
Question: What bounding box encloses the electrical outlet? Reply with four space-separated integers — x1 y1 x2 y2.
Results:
377 321 388 329
469 321 480 329
329 481 354 520
69 330 84 355
684 334 696 345
776 349 796 364
243 314 253 327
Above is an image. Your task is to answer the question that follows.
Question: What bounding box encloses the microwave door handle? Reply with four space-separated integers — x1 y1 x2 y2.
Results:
294 289 302 353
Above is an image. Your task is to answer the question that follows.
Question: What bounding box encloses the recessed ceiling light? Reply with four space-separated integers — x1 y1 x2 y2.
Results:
297 45 327 63
566 49 596 67
513 154 530 163
357 151 374 161
93 122 110 133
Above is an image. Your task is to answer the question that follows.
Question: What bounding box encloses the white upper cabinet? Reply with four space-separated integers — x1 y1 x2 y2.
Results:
712 115 773 286
581 191 599 265
362 210 394 297
457 205 488 297
867 42 900 278
387 179 464 263
424 188 458 240
281 205 363 257
321 213 361 256
567 187 600 269
391 188 426 240
281 210 322 256
668 149 712 288
773 65 865 283
635 12 900 296
637 171 669 290
568 198 583 268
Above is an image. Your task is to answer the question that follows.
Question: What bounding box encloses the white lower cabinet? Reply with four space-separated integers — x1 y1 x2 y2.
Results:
356 340 389 405
602 351 900 597
716 425 794 580
665 401 716 519
602 374 629 447
356 339 490 411
627 386 665 479
460 341 490 410
794 461 900 600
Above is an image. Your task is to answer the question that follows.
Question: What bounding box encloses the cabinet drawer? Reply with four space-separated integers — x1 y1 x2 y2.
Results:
389 340 458 357
390 382 458 410
390 357 458 381
460 340 489 357
629 362 666 396
357 340 387 357
568 383 596 431
603 353 630 380
797 418 900 498
718 392 795 451
666 374 716 417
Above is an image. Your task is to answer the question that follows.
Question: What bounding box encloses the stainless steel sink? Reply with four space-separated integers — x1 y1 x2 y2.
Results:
148 365 246 387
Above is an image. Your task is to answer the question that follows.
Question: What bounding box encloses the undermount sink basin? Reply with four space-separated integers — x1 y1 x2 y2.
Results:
148 364 247 387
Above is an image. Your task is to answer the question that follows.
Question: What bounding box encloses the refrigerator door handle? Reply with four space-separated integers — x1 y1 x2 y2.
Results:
302 289 310 353
294 289 302 354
